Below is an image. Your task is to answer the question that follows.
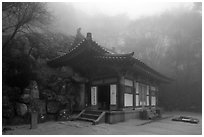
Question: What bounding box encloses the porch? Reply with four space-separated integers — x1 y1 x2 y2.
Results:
74 107 161 124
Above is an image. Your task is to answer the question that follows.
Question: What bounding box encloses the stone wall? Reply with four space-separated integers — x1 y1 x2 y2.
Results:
2 65 87 126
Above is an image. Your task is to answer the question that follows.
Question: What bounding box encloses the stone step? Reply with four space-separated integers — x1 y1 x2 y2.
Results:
75 109 106 125
84 110 103 115
77 117 95 122
81 113 99 120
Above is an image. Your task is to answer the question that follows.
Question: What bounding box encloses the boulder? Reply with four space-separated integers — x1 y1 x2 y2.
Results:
19 94 31 104
47 101 61 114
46 114 56 121
2 96 15 118
2 96 11 107
57 109 71 121
3 106 15 118
2 118 8 126
8 116 25 125
38 114 47 123
56 95 68 105
41 89 56 100
2 85 12 96
8 87 21 101
30 89 39 99
23 88 30 94
16 103 28 116
36 100 46 115
59 83 66 95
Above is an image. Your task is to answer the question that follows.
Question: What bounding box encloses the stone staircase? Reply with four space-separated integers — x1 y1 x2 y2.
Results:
74 109 106 125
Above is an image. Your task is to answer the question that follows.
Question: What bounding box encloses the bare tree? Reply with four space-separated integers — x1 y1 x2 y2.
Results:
2 2 51 51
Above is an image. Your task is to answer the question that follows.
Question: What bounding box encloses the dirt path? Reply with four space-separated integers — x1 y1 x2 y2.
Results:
2 111 202 135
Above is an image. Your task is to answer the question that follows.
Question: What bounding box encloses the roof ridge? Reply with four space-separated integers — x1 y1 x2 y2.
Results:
101 52 134 57
48 39 86 62
90 40 115 54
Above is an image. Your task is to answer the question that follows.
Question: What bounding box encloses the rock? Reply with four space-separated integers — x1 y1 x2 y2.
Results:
56 95 68 105
47 101 61 114
46 114 56 121
3 106 15 118
36 100 46 115
23 88 30 94
30 89 39 99
23 113 31 124
19 94 31 103
2 85 12 96
8 87 21 101
16 103 28 116
57 109 71 121
8 116 25 125
59 83 66 95
2 96 11 107
2 127 13 133
2 96 15 118
2 118 8 126
41 89 56 100
38 114 47 123
28 99 46 114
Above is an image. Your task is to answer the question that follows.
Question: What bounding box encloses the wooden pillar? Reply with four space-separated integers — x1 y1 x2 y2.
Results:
85 83 91 107
133 81 136 110
149 86 152 107
156 85 159 107
118 76 125 110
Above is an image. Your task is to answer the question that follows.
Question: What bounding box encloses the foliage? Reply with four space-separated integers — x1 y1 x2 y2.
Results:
2 2 202 112
2 2 51 50
120 6 202 111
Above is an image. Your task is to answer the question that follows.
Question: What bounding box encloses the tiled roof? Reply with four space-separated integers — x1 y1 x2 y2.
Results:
47 33 172 82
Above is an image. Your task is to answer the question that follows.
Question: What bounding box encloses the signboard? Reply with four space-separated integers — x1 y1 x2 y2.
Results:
91 86 97 105
151 96 156 106
110 84 117 105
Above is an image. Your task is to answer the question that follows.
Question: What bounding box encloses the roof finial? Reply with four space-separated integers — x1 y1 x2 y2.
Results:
87 32 92 40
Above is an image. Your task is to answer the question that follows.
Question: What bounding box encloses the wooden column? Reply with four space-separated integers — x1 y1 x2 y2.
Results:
133 81 136 110
86 83 91 107
118 76 125 110
156 86 159 107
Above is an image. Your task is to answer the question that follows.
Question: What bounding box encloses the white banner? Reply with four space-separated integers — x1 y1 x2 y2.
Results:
110 84 117 105
91 86 97 105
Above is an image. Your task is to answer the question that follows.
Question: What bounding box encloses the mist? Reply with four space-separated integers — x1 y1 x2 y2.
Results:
47 2 201 111
2 2 202 114
47 2 194 47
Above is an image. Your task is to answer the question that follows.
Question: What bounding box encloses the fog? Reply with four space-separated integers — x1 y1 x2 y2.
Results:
2 2 202 112
47 2 193 47
46 2 201 111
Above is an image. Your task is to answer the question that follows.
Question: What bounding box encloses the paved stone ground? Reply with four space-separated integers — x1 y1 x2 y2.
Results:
2 111 202 135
